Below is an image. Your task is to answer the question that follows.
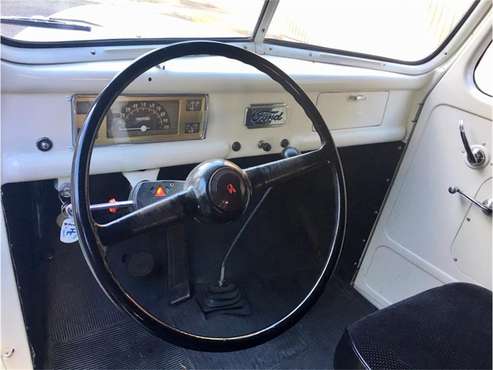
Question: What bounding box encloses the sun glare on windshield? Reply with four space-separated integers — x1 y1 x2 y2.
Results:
0 0 478 63
0 0 265 42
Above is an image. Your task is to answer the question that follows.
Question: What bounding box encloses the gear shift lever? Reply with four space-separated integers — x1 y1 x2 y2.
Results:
197 147 300 317
218 188 272 287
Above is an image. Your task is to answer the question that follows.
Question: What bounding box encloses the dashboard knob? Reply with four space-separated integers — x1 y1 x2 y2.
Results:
282 146 300 158
258 141 272 152
280 139 290 148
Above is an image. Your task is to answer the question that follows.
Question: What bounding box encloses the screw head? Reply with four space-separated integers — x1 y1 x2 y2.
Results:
36 137 53 152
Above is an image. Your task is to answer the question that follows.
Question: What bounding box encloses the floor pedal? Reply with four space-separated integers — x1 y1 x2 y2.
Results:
166 224 191 305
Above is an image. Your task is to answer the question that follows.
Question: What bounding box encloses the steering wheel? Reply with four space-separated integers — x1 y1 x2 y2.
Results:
72 41 346 351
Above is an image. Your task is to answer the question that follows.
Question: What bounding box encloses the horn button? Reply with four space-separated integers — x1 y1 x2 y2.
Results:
208 168 247 214
185 159 251 222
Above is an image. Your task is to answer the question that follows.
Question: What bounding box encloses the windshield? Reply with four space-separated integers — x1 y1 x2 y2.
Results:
266 0 476 62
0 0 265 42
0 0 480 64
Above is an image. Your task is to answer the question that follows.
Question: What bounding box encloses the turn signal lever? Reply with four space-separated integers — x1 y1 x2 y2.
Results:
459 120 488 168
448 186 492 216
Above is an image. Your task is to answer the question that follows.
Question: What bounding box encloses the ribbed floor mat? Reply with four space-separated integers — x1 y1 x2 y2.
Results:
39 245 374 369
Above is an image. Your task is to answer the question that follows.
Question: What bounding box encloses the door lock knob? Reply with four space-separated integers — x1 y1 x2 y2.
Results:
459 120 488 168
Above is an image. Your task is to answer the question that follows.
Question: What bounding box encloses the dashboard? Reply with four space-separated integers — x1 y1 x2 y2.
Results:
72 95 207 145
0 55 417 184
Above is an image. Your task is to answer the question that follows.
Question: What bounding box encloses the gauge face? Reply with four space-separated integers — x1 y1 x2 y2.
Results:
108 100 179 138
122 101 169 133
74 95 205 144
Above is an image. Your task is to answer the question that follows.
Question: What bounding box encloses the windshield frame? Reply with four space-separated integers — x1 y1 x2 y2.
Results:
0 0 489 72
0 0 270 49
263 0 481 66
0 34 254 48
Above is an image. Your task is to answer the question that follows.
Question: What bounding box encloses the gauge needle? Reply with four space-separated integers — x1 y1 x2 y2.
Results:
119 125 149 132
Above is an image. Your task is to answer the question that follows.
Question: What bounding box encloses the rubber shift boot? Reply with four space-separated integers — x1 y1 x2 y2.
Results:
196 283 251 317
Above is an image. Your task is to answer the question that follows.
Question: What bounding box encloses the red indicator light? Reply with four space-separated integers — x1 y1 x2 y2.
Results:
226 183 237 195
108 198 118 214
154 186 166 197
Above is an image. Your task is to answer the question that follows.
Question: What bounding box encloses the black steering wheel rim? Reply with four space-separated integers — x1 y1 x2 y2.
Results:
72 41 347 351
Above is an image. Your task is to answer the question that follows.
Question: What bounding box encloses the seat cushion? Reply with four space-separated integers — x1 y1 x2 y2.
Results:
334 283 492 369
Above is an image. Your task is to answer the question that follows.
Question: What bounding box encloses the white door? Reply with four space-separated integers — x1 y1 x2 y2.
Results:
354 19 492 308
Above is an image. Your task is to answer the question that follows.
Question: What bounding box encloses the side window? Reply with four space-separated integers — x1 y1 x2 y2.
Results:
474 43 493 96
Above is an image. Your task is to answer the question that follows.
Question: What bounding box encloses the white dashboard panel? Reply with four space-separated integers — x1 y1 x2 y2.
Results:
1 56 430 94
316 91 389 130
1 56 427 184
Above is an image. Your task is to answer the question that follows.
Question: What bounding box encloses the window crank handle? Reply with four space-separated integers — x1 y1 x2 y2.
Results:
448 186 492 216
458 121 487 168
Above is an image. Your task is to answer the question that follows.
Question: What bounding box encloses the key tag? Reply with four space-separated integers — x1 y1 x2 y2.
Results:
60 217 78 244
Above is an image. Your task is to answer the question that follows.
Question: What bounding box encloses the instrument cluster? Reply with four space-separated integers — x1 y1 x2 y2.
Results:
72 95 207 146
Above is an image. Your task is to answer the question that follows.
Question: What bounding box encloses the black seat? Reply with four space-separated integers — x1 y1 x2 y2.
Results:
334 283 492 369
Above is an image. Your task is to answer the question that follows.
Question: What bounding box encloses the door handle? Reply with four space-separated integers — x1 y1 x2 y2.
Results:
459 120 488 168
348 94 367 102
448 186 492 216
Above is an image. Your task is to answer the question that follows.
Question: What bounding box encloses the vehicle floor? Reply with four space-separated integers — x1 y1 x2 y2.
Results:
34 241 374 370
2 147 401 369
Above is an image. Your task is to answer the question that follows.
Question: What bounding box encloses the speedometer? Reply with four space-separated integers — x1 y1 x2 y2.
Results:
120 101 170 134
107 100 179 138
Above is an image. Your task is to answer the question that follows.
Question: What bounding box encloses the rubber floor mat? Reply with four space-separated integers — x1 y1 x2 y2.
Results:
38 245 374 369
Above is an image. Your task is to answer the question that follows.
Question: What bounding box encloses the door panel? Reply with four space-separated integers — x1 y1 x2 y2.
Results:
385 106 490 268
354 17 492 308
451 178 492 289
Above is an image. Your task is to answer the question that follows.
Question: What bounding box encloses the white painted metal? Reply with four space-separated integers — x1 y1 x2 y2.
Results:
474 42 493 96
354 12 493 308
1 59 422 184
316 91 389 130
253 0 279 45
0 208 33 370
451 178 492 289
1 56 430 94
0 42 256 65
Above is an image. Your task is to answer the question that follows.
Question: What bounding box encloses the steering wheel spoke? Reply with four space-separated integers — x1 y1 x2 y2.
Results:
96 189 193 245
245 147 328 192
